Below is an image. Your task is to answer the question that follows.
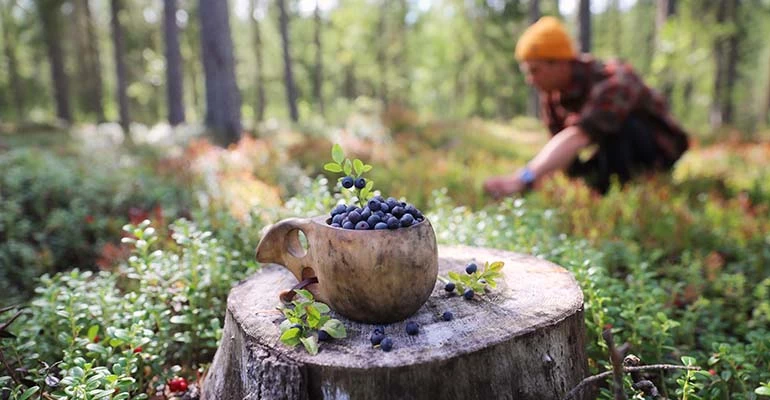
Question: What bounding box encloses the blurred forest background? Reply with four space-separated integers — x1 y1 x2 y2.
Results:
1 0 770 142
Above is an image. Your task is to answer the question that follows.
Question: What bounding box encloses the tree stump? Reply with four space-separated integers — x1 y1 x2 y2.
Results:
202 245 588 400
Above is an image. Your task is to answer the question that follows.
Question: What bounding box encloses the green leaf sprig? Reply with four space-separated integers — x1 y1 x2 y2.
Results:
439 261 505 296
278 289 347 355
323 143 375 206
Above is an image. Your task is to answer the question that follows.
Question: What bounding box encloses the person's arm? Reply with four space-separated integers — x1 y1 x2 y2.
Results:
483 125 591 198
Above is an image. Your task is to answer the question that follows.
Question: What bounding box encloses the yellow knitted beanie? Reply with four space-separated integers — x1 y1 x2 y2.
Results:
515 16 576 61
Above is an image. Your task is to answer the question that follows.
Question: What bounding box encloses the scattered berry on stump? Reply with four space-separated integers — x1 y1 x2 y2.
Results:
318 330 331 342
380 337 393 352
405 321 419 335
444 282 455 292
463 288 475 300
442 311 453 321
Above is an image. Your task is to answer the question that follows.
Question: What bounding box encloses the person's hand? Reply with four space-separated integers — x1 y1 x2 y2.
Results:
483 174 527 200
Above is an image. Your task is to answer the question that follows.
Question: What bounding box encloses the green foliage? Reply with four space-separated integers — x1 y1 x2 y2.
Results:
323 143 375 205
440 261 504 295
2 217 258 398
0 148 192 305
278 289 346 355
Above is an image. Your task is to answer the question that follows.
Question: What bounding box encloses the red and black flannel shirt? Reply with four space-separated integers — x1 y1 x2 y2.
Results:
541 55 689 166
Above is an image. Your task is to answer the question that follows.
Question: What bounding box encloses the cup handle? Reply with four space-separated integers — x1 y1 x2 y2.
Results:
255 217 315 282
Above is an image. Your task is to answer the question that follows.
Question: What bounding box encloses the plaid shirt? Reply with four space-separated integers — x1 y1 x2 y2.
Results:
541 55 689 165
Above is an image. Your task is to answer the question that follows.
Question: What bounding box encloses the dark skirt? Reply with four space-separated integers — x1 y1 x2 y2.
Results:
566 117 673 194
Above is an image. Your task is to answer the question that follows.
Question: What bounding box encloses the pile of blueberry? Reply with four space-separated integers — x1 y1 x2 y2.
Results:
328 195 425 230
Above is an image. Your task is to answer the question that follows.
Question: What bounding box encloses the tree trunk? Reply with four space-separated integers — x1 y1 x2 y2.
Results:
376 1 388 107
110 0 130 131
578 0 591 53
710 0 738 129
250 0 266 123
343 62 356 99
277 0 299 122
74 0 105 121
199 0 242 145
528 0 541 118
38 0 71 123
655 0 676 31
164 0 186 125
609 0 621 56
764 51 770 125
202 245 589 400
184 15 201 116
1 2 24 117
312 0 325 117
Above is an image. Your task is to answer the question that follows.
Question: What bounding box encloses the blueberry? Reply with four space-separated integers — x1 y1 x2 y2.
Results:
332 204 347 216
373 195 384 202
465 263 478 274
318 330 331 341
331 223 341 228
342 221 355 230
332 213 344 225
375 210 386 219
374 325 386 334
386 197 398 208
346 204 357 212
348 211 361 224
370 331 385 345
400 214 414 227
391 206 404 218
374 222 388 230
355 221 370 230
367 215 381 226
341 176 354 188
360 207 372 220
405 204 418 215
442 311 453 321
463 288 474 300
368 199 381 211
379 203 390 213
386 217 400 229
354 177 366 189
380 337 393 352
405 321 419 335
444 282 455 292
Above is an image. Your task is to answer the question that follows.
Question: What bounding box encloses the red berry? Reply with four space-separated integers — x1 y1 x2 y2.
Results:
168 377 188 393
93 335 100 343
133 347 142 353
709 369 717 376
603 323 613 330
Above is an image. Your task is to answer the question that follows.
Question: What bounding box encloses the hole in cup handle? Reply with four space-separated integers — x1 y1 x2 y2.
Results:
255 217 315 282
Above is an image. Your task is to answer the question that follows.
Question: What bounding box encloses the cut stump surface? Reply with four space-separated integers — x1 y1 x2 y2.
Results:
202 245 588 400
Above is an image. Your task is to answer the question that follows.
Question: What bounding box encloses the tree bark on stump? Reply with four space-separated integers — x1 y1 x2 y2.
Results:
202 245 588 400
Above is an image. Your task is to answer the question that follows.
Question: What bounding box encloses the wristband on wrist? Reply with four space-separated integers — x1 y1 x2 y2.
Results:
519 166 536 190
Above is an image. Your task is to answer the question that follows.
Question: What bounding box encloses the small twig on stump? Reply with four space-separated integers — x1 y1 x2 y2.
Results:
561 364 701 400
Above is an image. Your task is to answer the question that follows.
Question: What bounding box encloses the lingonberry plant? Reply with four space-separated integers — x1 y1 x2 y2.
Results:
439 261 505 299
278 289 347 355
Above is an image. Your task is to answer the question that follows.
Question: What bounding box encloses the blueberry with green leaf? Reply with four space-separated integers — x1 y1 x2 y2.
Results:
324 144 375 207
278 289 347 355
438 261 505 301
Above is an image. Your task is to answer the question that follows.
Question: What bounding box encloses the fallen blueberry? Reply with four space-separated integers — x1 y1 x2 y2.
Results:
355 177 366 189
318 330 331 341
341 176 354 188
465 263 478 274
405 321 419 335
442 311 453 321
463 288 474 300
444 282 455 292
380 337 393 352
370 331 385 346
